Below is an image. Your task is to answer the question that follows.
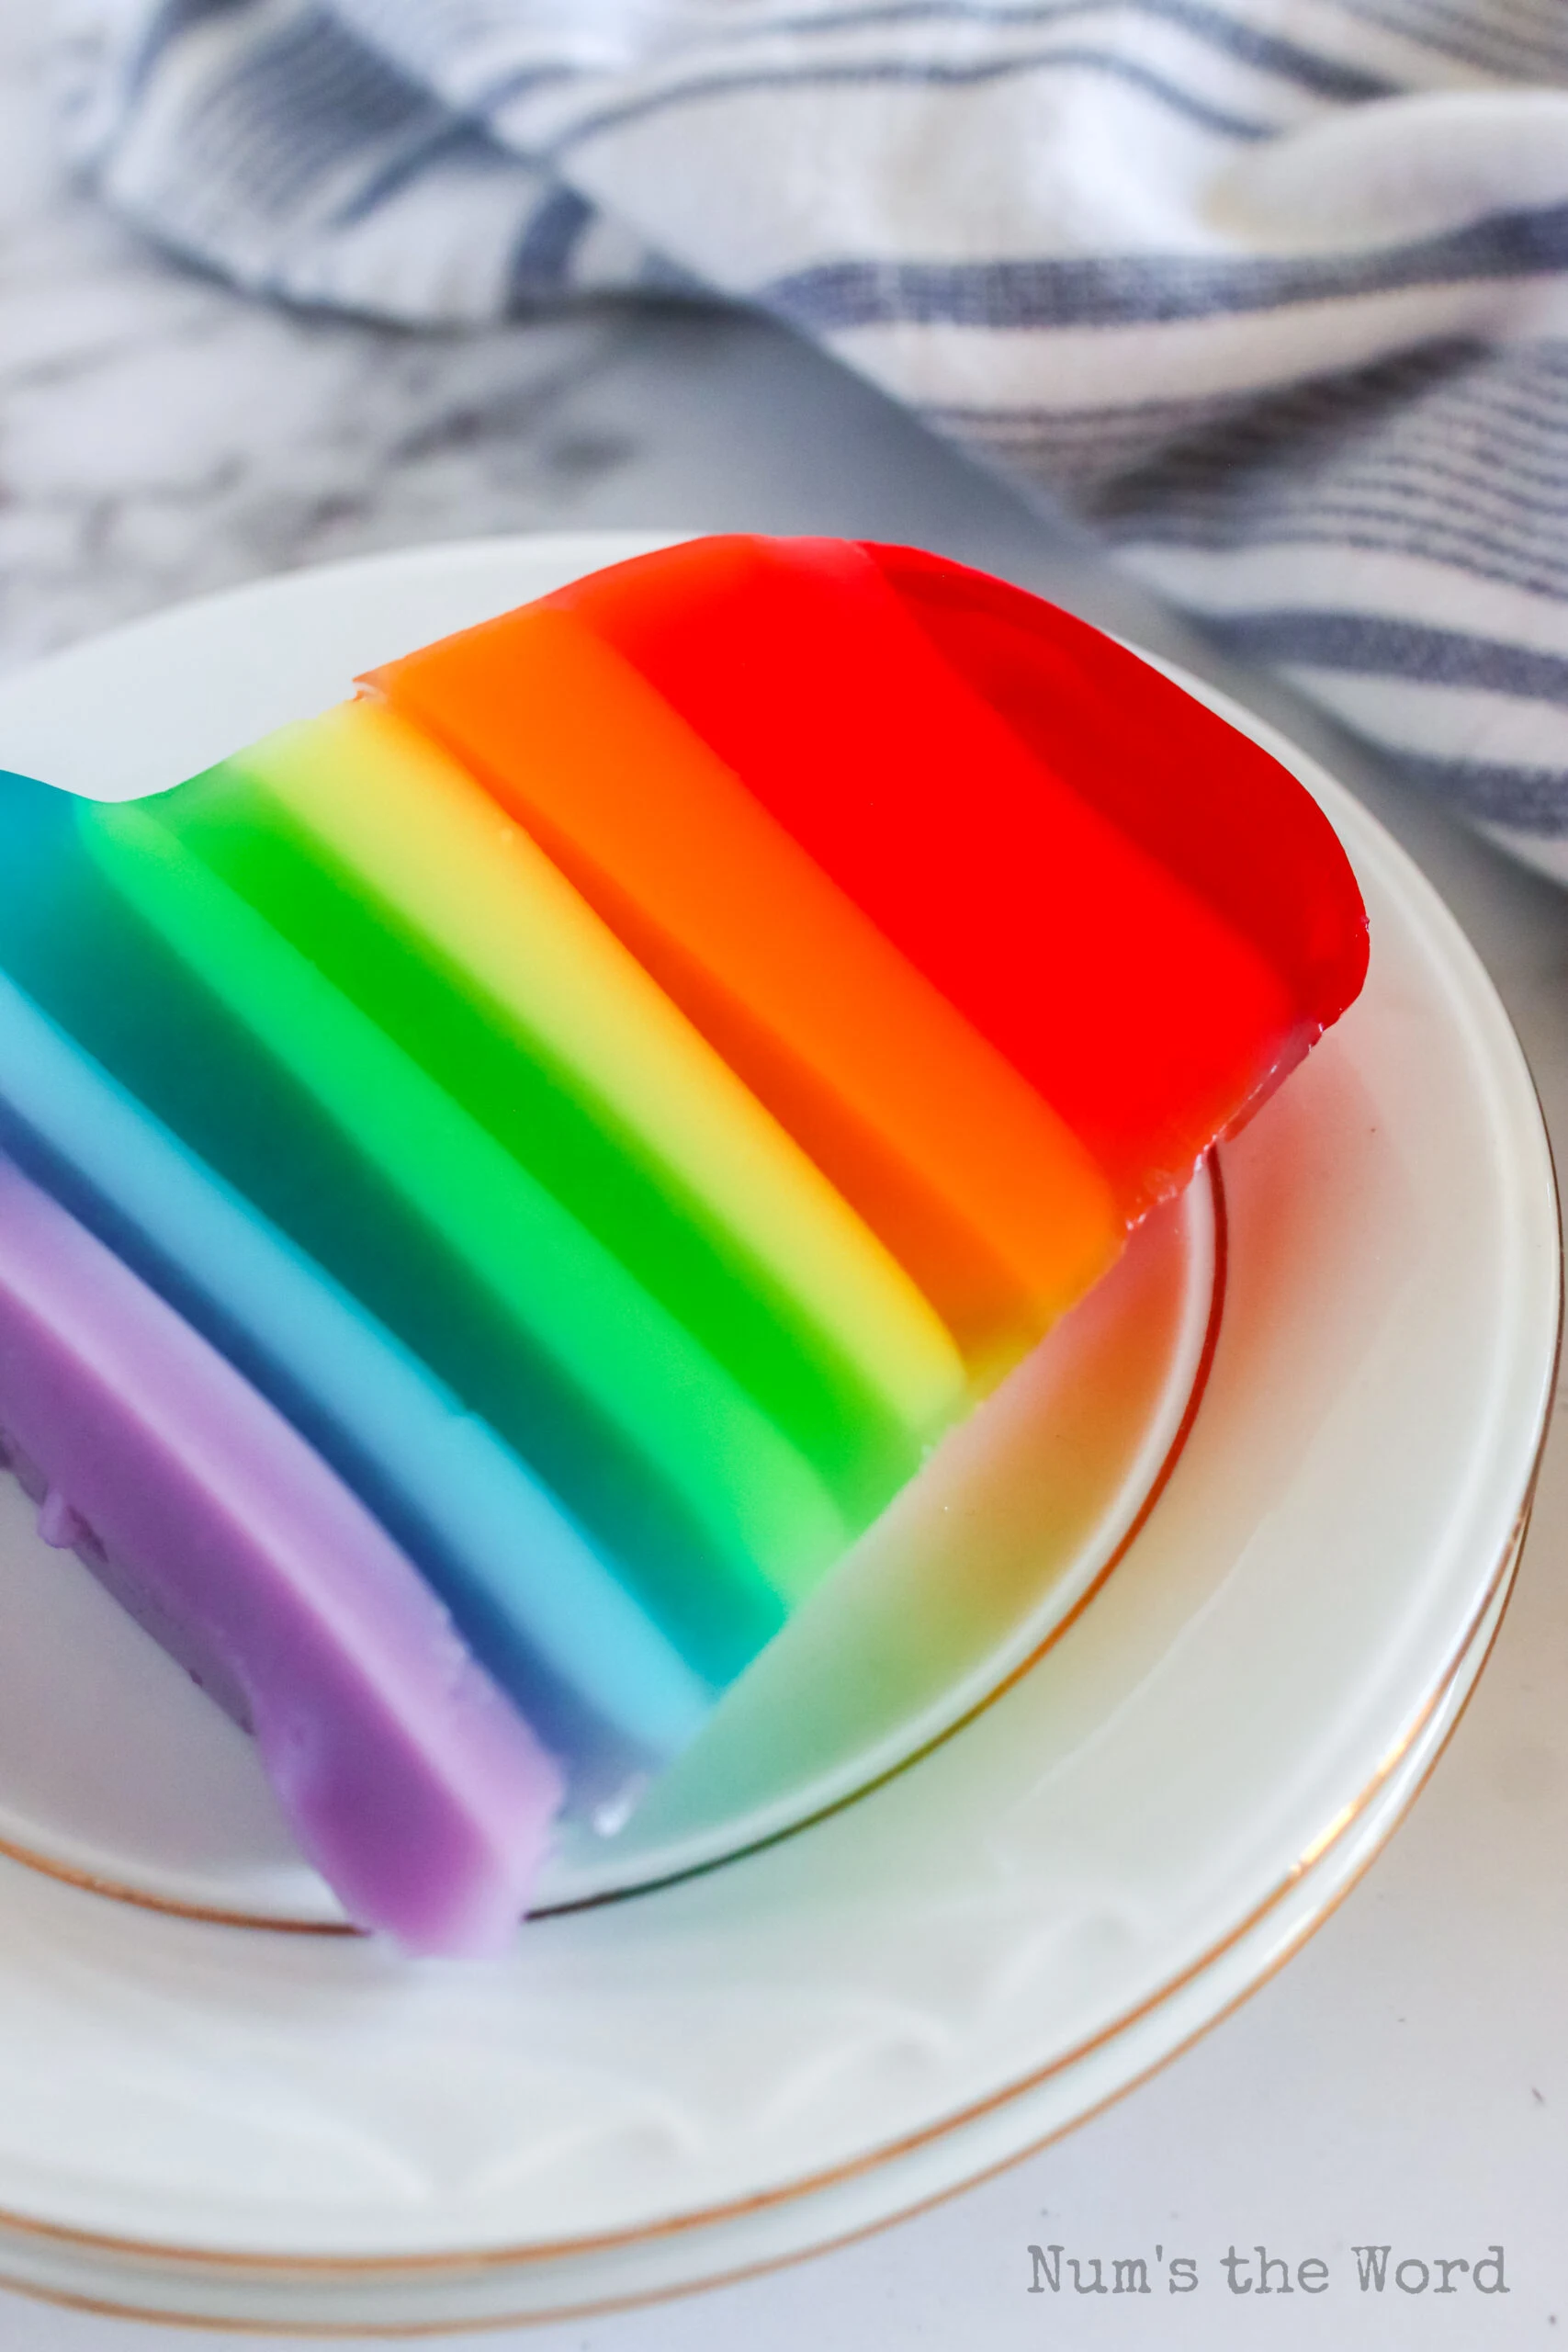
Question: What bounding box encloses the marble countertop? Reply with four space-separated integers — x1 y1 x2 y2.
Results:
2 15 1565 2348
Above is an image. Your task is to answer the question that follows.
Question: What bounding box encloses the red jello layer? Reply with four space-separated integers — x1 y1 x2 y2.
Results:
547 535 1365 1216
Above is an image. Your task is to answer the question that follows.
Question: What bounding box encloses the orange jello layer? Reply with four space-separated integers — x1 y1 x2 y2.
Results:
365 606 1122 1374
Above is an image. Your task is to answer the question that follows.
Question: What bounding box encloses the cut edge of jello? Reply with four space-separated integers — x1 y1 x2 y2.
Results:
0 536 1370 1952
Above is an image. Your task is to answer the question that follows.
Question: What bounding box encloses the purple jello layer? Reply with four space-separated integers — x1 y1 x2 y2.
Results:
0 1152 563 1955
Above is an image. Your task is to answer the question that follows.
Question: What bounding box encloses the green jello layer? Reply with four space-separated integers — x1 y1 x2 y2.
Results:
160 752 920 1520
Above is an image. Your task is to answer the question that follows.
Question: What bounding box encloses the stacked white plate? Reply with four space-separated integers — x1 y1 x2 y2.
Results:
0 537 1554 2333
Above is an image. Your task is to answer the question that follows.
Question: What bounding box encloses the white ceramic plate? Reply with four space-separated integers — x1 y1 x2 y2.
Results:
0 536 1555 2333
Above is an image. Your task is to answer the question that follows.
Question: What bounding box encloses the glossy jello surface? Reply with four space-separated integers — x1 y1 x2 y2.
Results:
0 537 1370 1952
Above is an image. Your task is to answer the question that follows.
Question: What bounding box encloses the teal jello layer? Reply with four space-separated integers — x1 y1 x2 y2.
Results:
0 774 831 1688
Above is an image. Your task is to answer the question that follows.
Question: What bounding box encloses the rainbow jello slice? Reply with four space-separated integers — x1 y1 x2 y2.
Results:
0 537 1370 1952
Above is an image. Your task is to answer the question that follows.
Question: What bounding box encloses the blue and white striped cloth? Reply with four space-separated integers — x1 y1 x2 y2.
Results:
58 1 1568 872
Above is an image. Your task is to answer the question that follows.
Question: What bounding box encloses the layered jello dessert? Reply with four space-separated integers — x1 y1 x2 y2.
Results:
0 537 1369 1954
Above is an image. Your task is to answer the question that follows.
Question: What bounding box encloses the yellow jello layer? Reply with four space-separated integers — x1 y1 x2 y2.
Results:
215 699 965 1463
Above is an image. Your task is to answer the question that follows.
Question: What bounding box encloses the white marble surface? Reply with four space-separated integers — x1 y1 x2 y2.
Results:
2 15 1566 2348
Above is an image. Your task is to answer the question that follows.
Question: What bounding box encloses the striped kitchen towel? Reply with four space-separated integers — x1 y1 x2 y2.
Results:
58 1 1568 873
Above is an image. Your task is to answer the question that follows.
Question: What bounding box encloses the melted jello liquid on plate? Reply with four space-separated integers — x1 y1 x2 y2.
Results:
0 537 1370 1953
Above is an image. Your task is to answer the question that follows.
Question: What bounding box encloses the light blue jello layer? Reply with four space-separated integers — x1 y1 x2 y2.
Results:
0 966 711 1772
